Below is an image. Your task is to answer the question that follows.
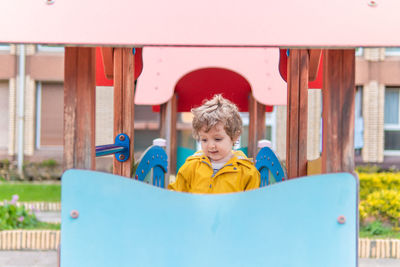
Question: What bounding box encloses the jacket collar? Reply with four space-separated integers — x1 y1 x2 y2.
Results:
189 150 254 170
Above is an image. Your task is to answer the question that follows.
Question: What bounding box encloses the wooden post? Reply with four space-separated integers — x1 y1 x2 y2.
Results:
113 48 135 177
256 102 266 143
286 49 309 179
322 49 355 173
248 93 266 158
64 47 96 171
163 93 178 175
248 93 257 158
159 103 167 139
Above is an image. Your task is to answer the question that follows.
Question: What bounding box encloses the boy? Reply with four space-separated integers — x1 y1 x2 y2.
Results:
168 94 260 193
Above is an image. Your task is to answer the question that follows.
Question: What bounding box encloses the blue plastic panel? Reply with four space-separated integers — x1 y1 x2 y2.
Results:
256 146 287 186
134 145 167 187
61 170 357 267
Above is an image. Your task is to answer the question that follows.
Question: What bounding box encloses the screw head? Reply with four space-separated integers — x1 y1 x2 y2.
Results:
337 215 346 224
119 154 125 161
119 135 125 141
368 0 377 7
70 210 79 219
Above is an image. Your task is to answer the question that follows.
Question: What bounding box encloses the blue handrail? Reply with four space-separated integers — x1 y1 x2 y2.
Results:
95 133 130 162
96 144 125 157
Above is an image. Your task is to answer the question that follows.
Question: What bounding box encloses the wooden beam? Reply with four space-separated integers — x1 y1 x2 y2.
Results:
64 47 96 170
308 49 322 82
286 49 309 179
101 47 114 80
161 94 178 175
113 48 135 177
159 103 167 139
248 93 266 158
248 93 257 158
256 102 266 142
169 94 178 175
322 49 355 173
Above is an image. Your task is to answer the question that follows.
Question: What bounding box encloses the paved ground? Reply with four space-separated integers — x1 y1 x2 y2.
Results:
35 212 61 224
0 251 398 267
0 251 58 267
359 259 400 266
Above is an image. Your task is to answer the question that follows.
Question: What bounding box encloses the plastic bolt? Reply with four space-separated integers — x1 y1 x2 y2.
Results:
337 215 346 224
70 210 79 219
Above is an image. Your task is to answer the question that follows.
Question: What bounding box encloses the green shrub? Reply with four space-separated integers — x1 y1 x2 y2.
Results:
0 194 40 230
358 172 400 200
360 189 400 226
359 221 400 238
40 159 58 168
356 164 384 174
361 221 392 236
358 172 400 232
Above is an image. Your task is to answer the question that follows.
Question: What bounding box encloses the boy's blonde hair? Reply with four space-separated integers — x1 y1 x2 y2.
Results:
191 94 242 141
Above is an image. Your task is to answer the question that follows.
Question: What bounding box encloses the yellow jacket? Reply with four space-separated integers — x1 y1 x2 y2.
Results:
168 150 260 194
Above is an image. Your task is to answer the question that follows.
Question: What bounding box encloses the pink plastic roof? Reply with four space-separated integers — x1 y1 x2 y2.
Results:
135 47 286 106
2 0 400 47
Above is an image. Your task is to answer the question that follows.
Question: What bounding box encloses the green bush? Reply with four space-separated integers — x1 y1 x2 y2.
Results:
361 221 392 236
358 172 400 233
360 189 400 226
0 194 40 230
359 221 400 238
359 172 400 200
356 164 384 174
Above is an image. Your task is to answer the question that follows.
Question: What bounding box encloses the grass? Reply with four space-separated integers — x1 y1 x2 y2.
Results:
27 222 60 230
0 183 61 202
360 221 400 239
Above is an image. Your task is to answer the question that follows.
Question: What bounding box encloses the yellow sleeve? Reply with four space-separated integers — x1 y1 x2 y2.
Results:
167 162 191 192
244 166 261 191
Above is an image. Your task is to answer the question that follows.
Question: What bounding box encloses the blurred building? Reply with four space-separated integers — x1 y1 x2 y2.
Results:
0 45 399 169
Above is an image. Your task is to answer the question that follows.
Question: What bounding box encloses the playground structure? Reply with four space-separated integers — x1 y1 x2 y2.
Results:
131 139 286 188
3 0 400 266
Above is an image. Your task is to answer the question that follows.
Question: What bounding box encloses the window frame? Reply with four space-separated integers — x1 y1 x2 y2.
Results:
384 87 400 155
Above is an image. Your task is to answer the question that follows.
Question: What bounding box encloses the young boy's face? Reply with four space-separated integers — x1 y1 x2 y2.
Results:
198 122 236 163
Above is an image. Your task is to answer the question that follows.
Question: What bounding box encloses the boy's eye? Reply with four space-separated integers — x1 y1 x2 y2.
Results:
201 139 207 142
215 138 222 142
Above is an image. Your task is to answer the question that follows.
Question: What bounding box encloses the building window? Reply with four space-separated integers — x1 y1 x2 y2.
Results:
355 48 363 57
36 45 64 53
0 81 9 149
0 44 10 51
36 82 64 148
384 87 400 154
354 86 364 155
385 48 400 56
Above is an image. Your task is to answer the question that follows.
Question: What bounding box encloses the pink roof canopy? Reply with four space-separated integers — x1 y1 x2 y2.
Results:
135 47 287 108
2 0 400 47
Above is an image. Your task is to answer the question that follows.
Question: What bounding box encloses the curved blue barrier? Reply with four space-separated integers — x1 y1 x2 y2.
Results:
61 170 358 267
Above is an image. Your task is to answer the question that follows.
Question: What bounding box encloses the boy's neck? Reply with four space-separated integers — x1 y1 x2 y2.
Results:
209 151 234 164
